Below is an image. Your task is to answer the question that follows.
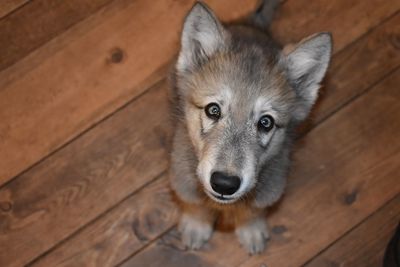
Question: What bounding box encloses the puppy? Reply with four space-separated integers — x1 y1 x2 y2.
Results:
169 0 332 254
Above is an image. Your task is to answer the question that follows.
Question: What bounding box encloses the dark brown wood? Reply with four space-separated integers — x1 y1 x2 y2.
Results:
272 0 400 52
0 0 28 19
304 195 400 267
120 70 400 267
0 0 258 188
302 12 400 133
0 0 113 71
0 82 171 267
30 176 178 267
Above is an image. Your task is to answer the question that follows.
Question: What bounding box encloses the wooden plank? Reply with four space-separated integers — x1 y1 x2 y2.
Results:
272 0 400 53
0 0 258 187
119 70 400 267
0 0 113 71
4 8 400 267
30 176 179 267
302 12 400 132
0 0 28 19
0 82 171 267
304 195 400 267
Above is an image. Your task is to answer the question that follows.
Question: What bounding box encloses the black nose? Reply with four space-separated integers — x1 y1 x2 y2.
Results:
210 172 241 195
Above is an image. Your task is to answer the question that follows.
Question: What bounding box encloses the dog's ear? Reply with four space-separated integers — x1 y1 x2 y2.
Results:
283 32 332 121
177 2 228 72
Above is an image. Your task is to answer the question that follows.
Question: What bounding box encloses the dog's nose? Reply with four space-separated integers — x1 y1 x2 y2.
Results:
210 172 241 195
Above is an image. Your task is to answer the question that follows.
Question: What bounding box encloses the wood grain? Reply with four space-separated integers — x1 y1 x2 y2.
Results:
302 12 400 132
0 0 258 187
120 70 400 267
271 0 400 53
3 8 400 267
30 176 179 267
0 0 113 71
0 82 171 267
304 195 400 267
0 0 28 19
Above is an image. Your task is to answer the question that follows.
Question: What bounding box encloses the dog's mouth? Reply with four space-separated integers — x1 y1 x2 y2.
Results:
205 190 238 204
212 193 231 200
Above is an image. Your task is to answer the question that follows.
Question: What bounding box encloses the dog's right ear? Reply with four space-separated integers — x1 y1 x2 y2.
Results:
176 2 228 72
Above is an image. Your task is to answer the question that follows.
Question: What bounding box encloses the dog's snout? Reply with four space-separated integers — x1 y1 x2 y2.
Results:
210 172 241 195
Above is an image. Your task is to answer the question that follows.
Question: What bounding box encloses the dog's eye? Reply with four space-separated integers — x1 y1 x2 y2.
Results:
258 115 274 132
205 103 221 120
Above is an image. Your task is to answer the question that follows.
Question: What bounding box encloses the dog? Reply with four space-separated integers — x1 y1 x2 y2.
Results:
169 0 332 254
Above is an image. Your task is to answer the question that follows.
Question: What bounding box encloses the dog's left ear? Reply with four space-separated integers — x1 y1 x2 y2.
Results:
176 2 228 73
283 33 332 121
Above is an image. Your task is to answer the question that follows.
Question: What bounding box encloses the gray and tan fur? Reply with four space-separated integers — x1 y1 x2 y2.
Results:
169 0 332 254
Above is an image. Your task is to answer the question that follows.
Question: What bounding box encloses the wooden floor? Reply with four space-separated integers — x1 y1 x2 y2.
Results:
0 0 399 266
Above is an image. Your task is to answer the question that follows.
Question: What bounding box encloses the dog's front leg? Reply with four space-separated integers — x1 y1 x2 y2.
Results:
178 203 217 250
235 208 269 254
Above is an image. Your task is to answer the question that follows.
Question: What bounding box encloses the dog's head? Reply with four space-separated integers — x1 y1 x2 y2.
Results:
174 3 332 204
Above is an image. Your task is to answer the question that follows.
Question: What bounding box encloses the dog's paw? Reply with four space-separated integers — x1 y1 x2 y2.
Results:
178 213 213 250
235 218 270 254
